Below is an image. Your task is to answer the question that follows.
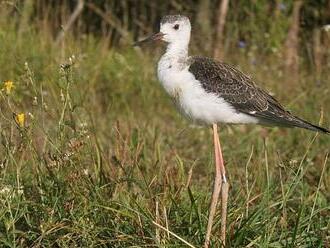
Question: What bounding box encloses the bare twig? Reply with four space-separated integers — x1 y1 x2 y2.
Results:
55 0 85 44
152 221 196 248
86 2 130 39
155 200 160 244
213 0 230 60
284 0 303 77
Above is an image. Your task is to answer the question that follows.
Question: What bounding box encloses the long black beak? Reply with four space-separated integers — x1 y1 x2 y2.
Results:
133 32 164 46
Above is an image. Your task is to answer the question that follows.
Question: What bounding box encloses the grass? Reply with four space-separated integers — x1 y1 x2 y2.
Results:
0 20 329 247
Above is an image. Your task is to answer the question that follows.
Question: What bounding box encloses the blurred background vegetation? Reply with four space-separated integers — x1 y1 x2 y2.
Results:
5 0 330 77
0 0 329 247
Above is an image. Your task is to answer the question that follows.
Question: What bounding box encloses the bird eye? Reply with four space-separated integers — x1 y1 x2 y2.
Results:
173 24 179 30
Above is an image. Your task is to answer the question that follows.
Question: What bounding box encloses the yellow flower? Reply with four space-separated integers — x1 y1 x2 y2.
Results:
15 113 25 127
3 81 14 94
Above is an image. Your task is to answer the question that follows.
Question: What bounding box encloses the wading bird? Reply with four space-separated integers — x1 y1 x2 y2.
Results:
134 15 329 247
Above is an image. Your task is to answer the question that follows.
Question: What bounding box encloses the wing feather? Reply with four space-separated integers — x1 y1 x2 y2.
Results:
188 56 297 127
187 56 329 133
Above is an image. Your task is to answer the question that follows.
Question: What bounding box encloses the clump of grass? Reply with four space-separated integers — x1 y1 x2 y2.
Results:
0 17 329 248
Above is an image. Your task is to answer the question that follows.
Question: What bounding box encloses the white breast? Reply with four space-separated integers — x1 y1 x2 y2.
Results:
157 56 259 125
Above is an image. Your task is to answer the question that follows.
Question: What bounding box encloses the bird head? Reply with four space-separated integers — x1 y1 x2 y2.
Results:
134 15 191 48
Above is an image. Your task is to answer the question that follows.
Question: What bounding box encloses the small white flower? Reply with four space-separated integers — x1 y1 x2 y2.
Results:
0 186 11 195
289 159 298 165
323 24 330 32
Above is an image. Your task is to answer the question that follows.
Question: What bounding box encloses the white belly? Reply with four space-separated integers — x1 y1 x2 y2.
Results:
157 59 258 125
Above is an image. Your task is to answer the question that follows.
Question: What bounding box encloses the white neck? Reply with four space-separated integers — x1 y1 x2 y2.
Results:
164 41 189 59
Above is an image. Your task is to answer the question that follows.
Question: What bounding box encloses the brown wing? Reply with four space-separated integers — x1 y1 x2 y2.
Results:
188 56 329 133
188 56 291 124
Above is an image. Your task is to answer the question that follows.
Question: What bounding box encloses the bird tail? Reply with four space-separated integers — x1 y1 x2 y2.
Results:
290 115 330 134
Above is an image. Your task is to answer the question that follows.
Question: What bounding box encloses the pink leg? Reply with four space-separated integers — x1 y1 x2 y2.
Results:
215 127 229 247
204 124 223 248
